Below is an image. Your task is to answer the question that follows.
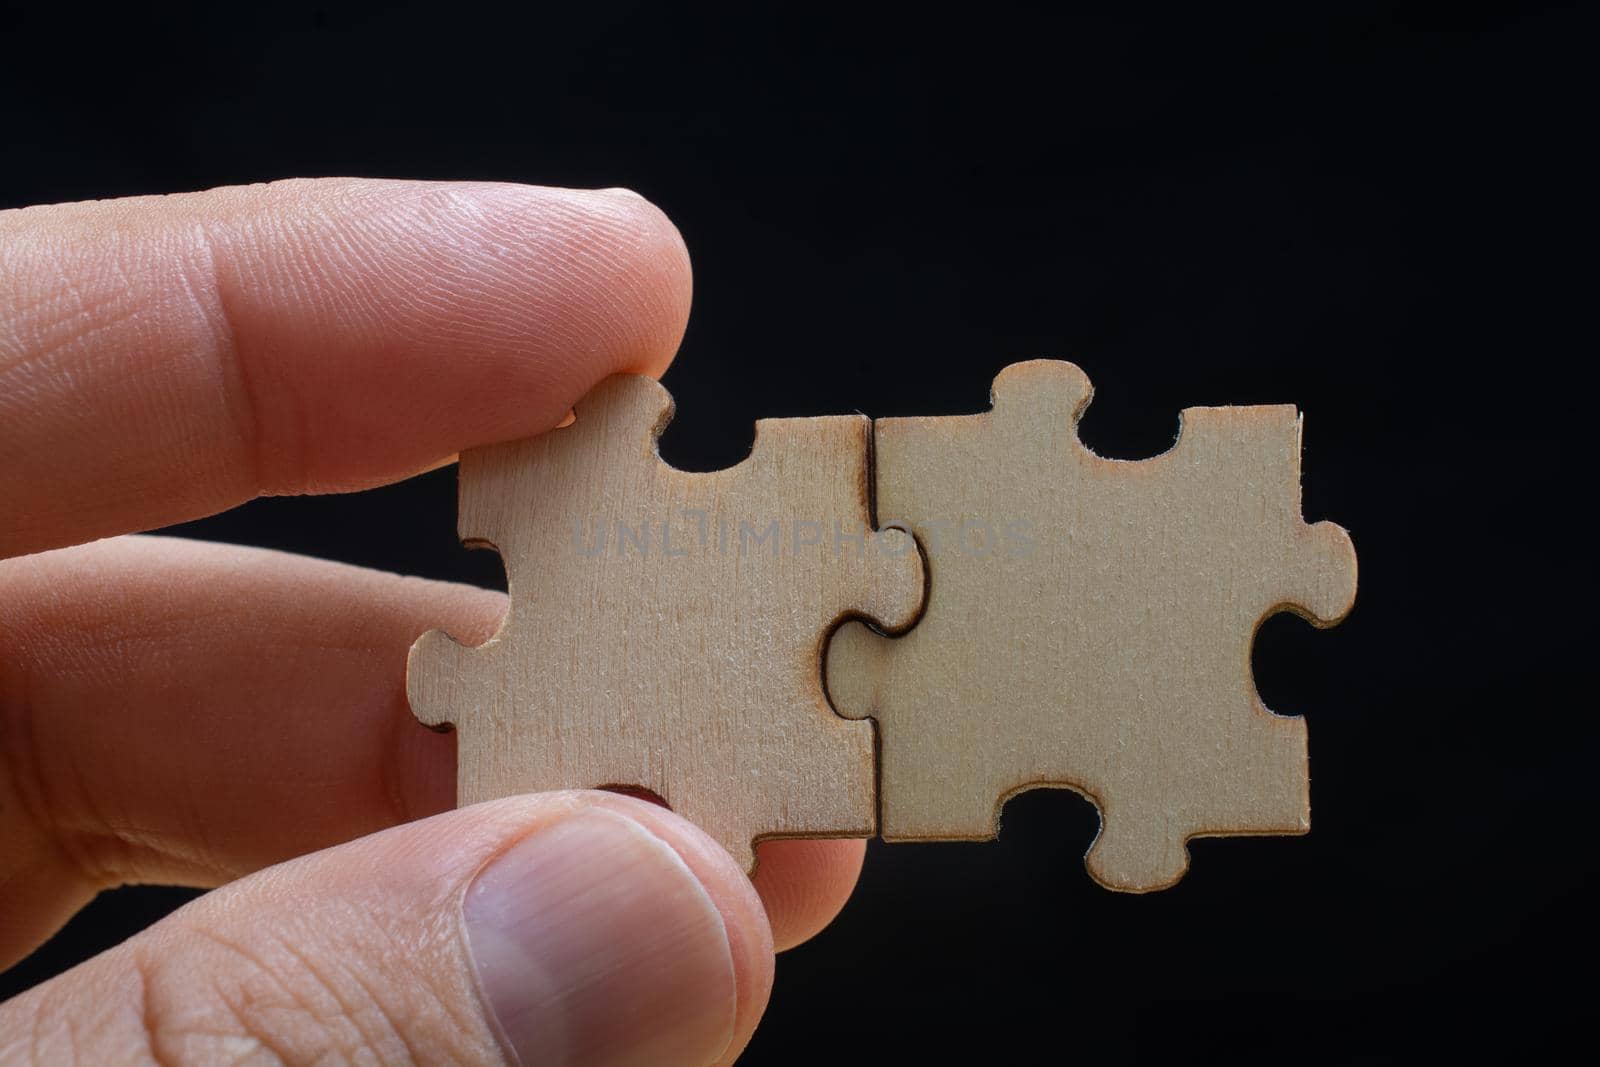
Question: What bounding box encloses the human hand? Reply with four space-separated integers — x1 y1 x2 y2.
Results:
0 180 865 1064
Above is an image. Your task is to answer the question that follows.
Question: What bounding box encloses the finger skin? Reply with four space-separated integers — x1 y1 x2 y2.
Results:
0 535 865 967
753 838 868 951
0 178 693 557
0 793 775 1066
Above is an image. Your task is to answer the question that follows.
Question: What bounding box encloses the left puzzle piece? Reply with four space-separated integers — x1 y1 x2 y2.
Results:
407 374 926 872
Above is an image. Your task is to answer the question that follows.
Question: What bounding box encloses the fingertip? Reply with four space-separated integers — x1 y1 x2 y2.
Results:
226 179 696 491
752 838 868 951
579 793 775 1056
438 180 693 381
580 184 695 379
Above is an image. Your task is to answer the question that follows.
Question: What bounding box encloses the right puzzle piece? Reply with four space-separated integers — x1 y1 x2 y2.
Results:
827 360 1358 891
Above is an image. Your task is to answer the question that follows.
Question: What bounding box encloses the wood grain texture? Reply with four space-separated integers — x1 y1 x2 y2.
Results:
408 374 924 872
826 360 1358 891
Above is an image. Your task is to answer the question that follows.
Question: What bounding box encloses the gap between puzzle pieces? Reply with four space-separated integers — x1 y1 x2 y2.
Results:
407 360 1357 892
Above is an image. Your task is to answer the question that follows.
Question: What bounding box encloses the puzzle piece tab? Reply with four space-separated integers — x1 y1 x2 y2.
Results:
826 360 1357 891
409 374 924 872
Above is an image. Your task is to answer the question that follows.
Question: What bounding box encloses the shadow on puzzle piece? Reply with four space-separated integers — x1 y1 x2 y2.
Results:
825 360 1358 891
408 374 924 873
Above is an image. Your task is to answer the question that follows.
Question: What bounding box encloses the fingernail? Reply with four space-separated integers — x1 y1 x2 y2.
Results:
463 807 738 1067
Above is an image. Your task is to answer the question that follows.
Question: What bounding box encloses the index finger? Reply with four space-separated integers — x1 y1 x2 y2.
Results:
0 178 692 557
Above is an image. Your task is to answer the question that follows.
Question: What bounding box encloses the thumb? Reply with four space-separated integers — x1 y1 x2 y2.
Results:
0 792 775 1066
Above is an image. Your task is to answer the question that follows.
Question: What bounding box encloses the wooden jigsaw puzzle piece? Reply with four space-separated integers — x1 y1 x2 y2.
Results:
826 360 1357 891
408 374 924 872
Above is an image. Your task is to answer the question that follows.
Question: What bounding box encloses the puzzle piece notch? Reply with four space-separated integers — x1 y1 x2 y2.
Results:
409 373 926 872
826 358 1357 892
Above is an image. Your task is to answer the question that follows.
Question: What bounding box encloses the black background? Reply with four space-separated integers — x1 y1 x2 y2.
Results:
2 3 1591 1063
